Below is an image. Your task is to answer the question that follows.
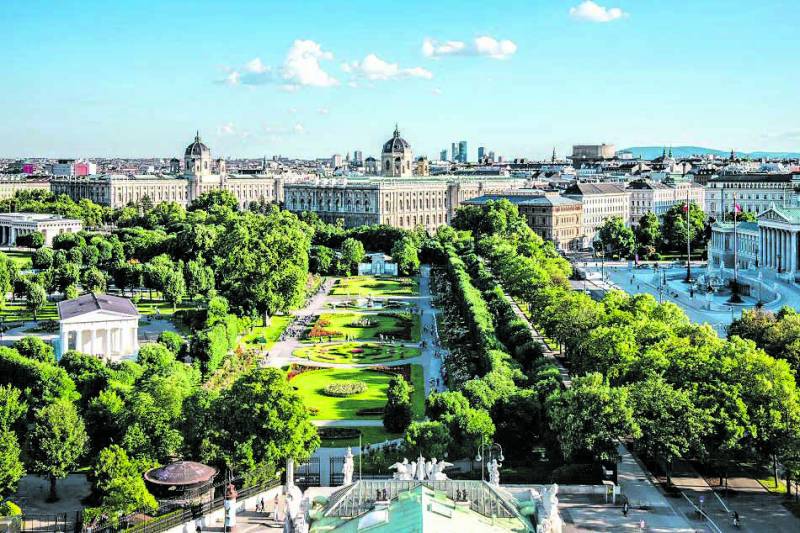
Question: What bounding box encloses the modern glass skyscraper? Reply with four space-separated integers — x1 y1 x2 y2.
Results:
458 141 468 163
451 142 458 162
478 146 485 162
440 149 448 161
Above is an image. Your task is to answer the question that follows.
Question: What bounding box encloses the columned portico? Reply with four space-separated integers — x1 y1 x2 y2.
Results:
755 206 800 279
57 293 140 362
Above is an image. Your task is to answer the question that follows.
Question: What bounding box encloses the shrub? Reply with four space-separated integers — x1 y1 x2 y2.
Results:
0 501 22 517
550 463 602 484
308 407 320 415
323 381 367 397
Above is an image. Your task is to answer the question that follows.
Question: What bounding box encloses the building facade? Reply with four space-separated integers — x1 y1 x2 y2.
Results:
57 293 140 362
0 179 50 200
464 193 584 250
51 133 286 209
0 213 82 246
570 144 616 166
704 173 800 219
284 177 524 232
627 179 706 225
564 182 630 247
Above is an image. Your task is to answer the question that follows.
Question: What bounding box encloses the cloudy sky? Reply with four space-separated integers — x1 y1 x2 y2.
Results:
2 0 799 159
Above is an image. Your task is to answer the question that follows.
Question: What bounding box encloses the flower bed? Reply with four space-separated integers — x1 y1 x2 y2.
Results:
322 381 368 397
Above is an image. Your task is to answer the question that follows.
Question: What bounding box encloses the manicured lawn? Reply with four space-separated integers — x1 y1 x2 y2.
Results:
135 299 195 316
0 301 58 322
242 315 293 350
5 250 33 269
318 426 402 448
331 276 418 297
291 368 395 419
291 364 425 420
293 341 419 364
307 312 419 342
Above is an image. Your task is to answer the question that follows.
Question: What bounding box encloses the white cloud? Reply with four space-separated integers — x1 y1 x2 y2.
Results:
318 107 330 115
219 40 337 90
342 54 433 81
569 1 627 23
422 36 517 60
281 39 338 88
217 123 236 136
431 88 443 96
293 123 305 133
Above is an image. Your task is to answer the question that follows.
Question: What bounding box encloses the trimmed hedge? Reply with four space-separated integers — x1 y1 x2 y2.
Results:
323 381 367 397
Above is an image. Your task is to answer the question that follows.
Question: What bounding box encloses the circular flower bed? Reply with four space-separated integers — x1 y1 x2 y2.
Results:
322 381 368 397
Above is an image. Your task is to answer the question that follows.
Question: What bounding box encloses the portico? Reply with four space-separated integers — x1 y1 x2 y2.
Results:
757 206 800 278
0 213 83 247
57 293 140 361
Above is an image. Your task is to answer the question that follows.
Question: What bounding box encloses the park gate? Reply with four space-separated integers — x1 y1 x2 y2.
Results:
295 456 320 490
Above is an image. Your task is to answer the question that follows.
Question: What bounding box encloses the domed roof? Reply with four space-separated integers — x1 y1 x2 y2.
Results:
382 125 410 154
144 460 217 486
185 131 210 158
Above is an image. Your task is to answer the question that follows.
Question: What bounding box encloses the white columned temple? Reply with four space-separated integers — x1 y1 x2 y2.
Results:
57 293 140 361
0 213 83 247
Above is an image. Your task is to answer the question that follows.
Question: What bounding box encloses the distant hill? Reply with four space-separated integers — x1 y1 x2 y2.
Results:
622 146 800 160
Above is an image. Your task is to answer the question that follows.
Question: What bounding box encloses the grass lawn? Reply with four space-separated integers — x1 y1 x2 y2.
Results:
0 301 58 322
291 364 425 420
291 368 395 419
293 342 419 364
308 312 419 342
241 315 293 350
5 250 33 269
135 299 195 317
331 276 418 297
318 425 402 448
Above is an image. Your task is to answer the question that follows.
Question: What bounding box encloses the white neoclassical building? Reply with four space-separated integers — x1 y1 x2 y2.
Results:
0 213 83 247
57 293 140 361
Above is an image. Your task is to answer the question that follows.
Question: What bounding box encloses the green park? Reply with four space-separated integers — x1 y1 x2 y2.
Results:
306 311 420 342
329 276 417 296
293 341 419 364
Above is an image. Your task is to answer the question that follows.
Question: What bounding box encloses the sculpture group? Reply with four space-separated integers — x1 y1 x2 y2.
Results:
529 484 563 533
388 455 453 481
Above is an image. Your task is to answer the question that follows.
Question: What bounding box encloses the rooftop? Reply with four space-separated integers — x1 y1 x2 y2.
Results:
58 293 139 320
0 212 80 222
564 182 628 196
464 194 581 207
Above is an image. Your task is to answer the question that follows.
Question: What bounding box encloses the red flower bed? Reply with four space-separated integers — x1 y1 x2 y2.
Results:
350 348 364 354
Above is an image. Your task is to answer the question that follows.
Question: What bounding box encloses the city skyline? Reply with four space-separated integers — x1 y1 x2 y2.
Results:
2 0 799 159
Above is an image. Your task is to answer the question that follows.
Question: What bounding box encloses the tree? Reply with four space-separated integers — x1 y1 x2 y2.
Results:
27 399 88 501
16 231 45 249
13 336 55 363
204 368 319 480
547 373 640 463
25 280 47 320
184 258 214 300
0 429 25 499
391 236 420 275
340 238 365 274
662 201 706 252
403 421 451 458
213 209 310 324
629 378 709 485
383 375 412 433
635 212 661 250
161 266 186 311
89 445 157 520
309 245 335 275
188 190 239 212
0 385 26 497
596 216 636 258
32 247 55 270
82 266 107 294
157 331 185 356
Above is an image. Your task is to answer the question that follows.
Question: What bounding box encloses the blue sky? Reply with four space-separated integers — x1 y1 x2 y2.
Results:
2 0 799 160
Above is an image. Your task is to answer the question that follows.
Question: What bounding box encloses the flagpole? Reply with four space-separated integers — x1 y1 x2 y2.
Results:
730 194 743 303
685 188 692 283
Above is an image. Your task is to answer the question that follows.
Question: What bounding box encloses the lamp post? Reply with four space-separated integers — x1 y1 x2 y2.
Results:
475 442 504 482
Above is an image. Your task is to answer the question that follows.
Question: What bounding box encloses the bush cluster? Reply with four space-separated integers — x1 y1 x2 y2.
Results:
322 381 367 397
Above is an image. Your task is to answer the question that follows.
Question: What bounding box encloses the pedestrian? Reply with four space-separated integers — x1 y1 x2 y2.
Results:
622 501 628 516
733 511 740 527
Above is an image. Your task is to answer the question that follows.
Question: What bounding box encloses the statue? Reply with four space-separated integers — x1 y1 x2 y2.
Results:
536 484 563 533
415 455 427 480
430 460 453 481
342 447 354 485
425 458 435 480
283 484 307 533
389 458 413 481
487 459 500 486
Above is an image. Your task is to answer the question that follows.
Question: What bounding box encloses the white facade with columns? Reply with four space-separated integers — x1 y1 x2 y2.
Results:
758 206 800 278
0 213 82 247
57 293 139 361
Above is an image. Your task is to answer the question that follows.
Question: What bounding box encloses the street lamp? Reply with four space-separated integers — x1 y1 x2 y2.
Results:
475 442 504 482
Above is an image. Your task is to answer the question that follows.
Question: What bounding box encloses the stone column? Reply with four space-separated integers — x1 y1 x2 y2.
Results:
90 328 98 355
60 329 68 358
130 326 139 354
758 229 764 269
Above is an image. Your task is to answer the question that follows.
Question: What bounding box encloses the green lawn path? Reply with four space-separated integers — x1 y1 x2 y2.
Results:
242 315 293 350
309 312 420 342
